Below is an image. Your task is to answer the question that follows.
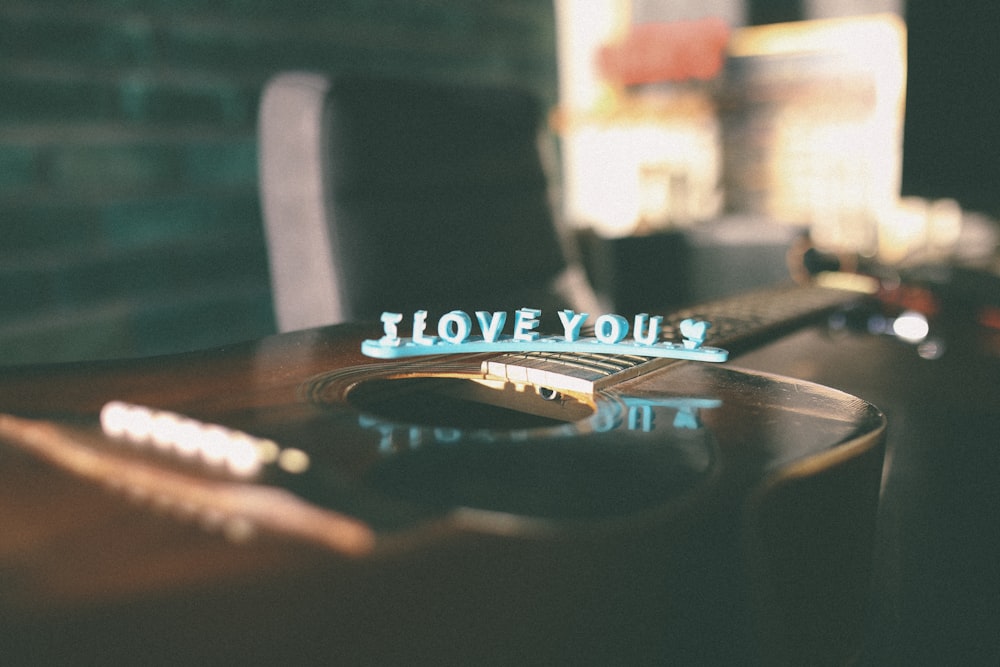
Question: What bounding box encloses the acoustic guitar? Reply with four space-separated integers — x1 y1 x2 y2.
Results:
0 282 885 666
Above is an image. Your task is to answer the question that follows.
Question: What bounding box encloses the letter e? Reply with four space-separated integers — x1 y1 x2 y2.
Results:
512 308 541 342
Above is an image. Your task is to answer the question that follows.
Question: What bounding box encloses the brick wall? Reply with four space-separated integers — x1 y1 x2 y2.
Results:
0 0 557 364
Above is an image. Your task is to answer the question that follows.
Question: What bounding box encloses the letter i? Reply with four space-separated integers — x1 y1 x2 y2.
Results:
379 312 404 346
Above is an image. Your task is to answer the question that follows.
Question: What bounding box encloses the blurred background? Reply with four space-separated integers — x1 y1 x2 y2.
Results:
0 0 997 364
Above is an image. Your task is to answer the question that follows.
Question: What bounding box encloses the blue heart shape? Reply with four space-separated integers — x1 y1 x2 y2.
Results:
680 318 710 347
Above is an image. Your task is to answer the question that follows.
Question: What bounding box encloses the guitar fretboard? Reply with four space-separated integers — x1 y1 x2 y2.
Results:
482 282 870 394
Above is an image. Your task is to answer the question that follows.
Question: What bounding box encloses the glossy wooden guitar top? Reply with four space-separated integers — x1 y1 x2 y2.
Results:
0 290 886 665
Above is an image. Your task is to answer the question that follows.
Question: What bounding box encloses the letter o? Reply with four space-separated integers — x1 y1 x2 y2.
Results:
594 314 629 344
437 310 472 344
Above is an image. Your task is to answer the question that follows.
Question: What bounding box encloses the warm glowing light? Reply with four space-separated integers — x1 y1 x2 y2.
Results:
554 0 723 236
100 401 267 478
278 448 311 474
199 425 231 465
880 197 964 264
224 434 262 476
101 401 154 442
557 13 906 247
171 418 203 456
558 108 723 236
726 14 907 258
253 439 281 465
100 401 130 438
892 310 930 344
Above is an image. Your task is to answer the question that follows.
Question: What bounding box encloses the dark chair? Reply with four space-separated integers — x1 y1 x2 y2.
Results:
258 71 598 332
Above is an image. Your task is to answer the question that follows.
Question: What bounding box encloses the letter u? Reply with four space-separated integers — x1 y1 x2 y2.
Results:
633 314 662 345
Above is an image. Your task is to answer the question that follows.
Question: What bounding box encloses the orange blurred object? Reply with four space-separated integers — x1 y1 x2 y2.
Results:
596 17 730 85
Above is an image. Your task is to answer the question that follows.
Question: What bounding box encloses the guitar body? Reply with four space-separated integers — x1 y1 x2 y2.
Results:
0 319 885 665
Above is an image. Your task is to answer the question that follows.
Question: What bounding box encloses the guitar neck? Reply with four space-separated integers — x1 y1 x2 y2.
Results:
483 280 873 394
671 280 872 351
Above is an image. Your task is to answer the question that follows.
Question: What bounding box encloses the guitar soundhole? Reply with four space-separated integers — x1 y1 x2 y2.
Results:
342 376 716 520
347 377 593 430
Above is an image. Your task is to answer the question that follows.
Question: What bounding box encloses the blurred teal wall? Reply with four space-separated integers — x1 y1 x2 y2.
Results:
0 1 557 364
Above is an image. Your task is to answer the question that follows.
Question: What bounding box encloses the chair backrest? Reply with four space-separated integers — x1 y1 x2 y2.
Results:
258 71 597 332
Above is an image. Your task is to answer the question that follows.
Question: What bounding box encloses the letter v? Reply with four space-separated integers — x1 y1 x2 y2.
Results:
475 311 507 343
